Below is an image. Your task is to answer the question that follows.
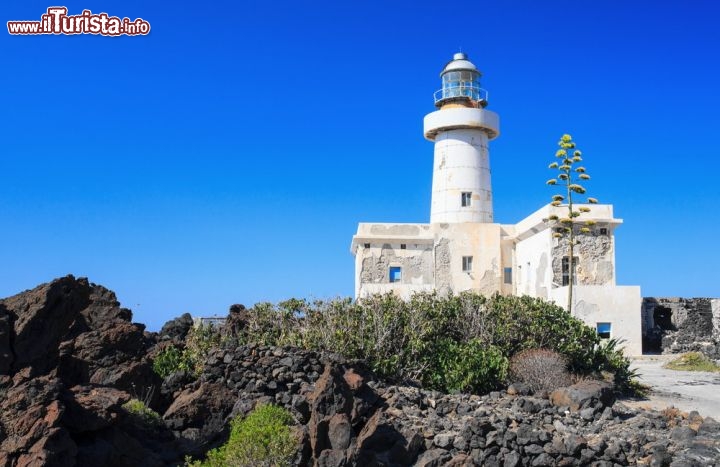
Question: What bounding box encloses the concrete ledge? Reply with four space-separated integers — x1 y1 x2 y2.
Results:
424 107 499 140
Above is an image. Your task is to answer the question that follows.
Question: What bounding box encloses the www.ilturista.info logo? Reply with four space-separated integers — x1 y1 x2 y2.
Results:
7 7 150 36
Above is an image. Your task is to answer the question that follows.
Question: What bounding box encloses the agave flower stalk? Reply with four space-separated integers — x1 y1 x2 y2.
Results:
544 134 599 314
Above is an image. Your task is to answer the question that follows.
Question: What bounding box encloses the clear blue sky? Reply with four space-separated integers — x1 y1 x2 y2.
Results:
2 1 719 330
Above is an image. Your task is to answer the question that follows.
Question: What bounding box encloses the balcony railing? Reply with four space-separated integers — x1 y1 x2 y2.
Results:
434 85 488 105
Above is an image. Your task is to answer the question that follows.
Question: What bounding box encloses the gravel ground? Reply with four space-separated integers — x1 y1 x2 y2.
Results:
622 354 720 419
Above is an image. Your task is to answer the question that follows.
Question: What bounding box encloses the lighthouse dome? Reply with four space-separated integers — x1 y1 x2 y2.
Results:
440 52 480 76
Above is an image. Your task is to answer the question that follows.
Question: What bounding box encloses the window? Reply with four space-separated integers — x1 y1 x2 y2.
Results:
561 256 577 286
504 267 512 284
599 228 608 235
363 243 370 249
461 192 472 207
400 244 406 250
462 256 473 272
389 266 402 283
597 322 611 339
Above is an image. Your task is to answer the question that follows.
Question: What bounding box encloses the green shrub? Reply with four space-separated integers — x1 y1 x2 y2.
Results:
221 291 640 395
185 323 223 373
426 339 508 393
187 404 297 467
153 344 194 378
122 398 161 426
153 324 223 379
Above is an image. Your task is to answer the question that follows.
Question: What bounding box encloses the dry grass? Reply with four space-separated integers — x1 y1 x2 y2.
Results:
660 406 684 428
663 352 720 373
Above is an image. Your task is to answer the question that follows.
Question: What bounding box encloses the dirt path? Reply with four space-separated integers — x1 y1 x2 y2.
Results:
622 355 720 419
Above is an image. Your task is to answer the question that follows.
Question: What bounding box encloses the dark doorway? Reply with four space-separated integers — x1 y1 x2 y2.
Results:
654 306 674 330
643 305 675 353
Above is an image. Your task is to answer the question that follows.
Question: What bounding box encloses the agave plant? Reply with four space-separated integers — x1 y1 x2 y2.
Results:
544 134 599 314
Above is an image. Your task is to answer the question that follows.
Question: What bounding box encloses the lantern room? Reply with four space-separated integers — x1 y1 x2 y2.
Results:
433 52 488 108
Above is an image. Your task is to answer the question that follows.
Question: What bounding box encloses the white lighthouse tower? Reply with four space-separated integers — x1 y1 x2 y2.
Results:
424 53 500 223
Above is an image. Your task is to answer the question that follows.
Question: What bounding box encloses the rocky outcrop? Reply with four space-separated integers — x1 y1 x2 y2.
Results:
642 297 720 358
157 313 194 343
1 277 719 466
0 276 172 466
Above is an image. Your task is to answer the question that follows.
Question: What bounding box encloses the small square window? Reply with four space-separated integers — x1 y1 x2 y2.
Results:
400 244 406 250
389 266 402 283
461 192 472 207
363 243 370 249
503 267 512 284
599 228 608 235
597 322 611 339
462 256 473 272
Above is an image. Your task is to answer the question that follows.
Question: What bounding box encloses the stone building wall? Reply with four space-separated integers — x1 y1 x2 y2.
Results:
642 297 720 358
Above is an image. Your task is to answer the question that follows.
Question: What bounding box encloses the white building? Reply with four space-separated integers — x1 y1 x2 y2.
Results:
350 53 642 355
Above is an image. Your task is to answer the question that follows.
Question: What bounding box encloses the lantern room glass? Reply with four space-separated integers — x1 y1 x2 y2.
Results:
441 70 482 101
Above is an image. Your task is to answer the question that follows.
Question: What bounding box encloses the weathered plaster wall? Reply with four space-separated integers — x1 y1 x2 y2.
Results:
434 238 452 294
515 229 553 298
641 297 720 358
433 222 503 296
714 299 720 342
499 228 514 295
359 244 434 285
369 224 424 237
352 222 505 298
551 231 614 287
351 223 435 298
356 242 434 298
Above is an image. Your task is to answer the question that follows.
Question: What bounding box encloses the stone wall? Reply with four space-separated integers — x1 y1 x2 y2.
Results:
642 297 720 358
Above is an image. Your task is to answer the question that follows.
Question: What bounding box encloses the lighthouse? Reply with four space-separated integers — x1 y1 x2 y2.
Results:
424 53 500 224
350 52 642 356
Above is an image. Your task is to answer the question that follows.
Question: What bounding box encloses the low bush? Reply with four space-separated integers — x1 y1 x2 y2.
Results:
122 398 161 426
427 339 508 393
509 348 572 393
224 292 639 395
153 344 194 378
153 324 223 379
186 404 297 467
